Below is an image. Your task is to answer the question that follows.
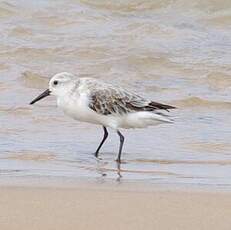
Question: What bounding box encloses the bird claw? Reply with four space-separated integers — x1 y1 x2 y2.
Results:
94 153 102 160
116 158 122 164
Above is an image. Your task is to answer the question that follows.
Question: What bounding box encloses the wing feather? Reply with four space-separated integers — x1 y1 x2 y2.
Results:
86 80 175 115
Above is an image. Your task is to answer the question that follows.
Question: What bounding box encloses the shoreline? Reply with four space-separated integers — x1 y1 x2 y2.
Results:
0 175 231 193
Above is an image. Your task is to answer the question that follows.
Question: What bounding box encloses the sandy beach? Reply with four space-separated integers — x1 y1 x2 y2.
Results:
0 182 231 230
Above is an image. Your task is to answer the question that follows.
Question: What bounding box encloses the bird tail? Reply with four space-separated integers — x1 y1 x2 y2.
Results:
150 112 174 124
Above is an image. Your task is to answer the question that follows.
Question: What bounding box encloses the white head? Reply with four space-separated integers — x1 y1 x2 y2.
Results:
30 72 76 104
49 72 76 96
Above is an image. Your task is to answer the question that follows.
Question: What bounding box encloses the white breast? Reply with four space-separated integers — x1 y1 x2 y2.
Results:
57 93 106 127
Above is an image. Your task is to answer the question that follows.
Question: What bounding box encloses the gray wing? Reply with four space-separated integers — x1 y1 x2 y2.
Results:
88 81 175 116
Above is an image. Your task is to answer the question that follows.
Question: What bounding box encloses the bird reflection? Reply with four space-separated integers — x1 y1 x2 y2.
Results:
96 158 123 181
116 162 122 182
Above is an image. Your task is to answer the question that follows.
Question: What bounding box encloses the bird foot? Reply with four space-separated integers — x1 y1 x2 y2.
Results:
116 158 122 164
94 153 102 160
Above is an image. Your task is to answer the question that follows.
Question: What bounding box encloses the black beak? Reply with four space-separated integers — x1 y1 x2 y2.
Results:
30 89 50 105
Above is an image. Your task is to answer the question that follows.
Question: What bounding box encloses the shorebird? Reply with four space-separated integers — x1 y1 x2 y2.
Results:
30 72 175 163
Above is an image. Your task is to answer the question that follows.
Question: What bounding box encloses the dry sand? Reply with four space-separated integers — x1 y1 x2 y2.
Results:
0 182 231 230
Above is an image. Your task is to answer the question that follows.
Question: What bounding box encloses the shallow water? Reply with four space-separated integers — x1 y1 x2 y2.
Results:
0 0 231 188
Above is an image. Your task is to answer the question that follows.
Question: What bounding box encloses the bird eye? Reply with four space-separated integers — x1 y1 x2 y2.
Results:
53 80 58 85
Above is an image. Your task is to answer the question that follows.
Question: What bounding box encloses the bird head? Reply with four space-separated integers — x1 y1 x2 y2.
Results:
30 72 76 105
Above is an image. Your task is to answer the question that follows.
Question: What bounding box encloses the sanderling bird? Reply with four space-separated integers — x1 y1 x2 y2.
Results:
30 72 175 163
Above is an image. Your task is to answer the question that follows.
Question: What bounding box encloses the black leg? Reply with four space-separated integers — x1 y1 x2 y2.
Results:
116 130 124 163
94 126 108 158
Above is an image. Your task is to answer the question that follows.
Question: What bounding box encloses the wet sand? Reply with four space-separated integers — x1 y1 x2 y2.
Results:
0 183 231 230
1 0 231 186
